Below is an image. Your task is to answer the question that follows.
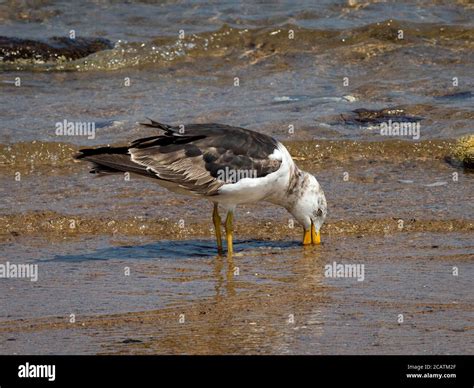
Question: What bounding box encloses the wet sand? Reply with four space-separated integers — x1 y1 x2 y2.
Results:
1 0 473 355
0 139 472 354
0 233 472 355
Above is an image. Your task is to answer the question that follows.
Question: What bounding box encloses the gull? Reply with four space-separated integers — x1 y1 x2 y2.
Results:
75 119 327 254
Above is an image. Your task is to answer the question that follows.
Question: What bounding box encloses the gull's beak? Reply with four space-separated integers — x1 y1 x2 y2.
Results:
303 221 321 245
311 222 321 244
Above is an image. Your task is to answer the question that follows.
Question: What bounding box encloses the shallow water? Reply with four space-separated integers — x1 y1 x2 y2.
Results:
0 0 473 354
1 232 472 354
1 2 473 142
0 139 472 354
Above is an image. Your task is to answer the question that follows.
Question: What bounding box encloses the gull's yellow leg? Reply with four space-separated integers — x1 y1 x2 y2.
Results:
311 223 321 244
303 229 312 245
213 203 223 254
225 211 234 255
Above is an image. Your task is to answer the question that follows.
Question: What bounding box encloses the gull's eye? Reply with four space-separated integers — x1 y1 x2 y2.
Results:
315 208 323 217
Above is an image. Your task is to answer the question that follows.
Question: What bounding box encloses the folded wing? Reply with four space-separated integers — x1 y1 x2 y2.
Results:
76 120 282 196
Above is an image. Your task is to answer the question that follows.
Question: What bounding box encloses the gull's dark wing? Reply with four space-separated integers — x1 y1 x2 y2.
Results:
75 120 282 196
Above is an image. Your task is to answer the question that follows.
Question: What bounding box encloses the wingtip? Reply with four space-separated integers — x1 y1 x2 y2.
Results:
139 118 175 132
73 149 90 160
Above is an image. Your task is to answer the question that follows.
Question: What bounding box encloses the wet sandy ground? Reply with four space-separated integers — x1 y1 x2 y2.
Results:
1 0 473 356
0 139 472 354
0 232 472 355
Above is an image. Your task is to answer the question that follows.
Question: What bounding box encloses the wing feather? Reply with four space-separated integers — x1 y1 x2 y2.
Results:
77 120 282 197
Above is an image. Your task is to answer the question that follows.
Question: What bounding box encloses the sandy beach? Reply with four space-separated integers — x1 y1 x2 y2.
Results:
0 0 473 356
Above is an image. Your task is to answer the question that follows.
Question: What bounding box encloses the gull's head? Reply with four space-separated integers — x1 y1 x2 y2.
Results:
288 171 327 245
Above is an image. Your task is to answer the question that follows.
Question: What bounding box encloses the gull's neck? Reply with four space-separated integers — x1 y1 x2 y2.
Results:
265 148 307 211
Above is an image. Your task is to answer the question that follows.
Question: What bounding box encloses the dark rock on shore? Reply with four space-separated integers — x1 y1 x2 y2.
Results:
341 107 424 126
0 36 114 62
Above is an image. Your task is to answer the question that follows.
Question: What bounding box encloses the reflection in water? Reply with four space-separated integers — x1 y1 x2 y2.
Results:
274 245 326 354
183 241 328 354
22 236 329 353
226 254 236 297
213 253 237 299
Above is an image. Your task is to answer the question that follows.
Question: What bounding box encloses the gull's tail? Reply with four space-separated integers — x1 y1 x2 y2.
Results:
74 146 154 177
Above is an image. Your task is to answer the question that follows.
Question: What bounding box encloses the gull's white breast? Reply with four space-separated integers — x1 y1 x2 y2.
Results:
216 142 294 205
